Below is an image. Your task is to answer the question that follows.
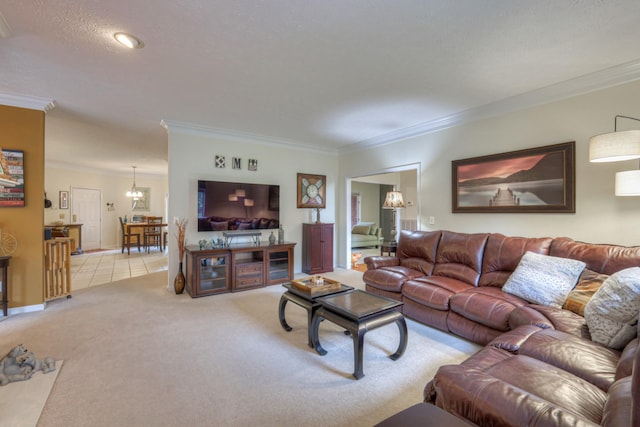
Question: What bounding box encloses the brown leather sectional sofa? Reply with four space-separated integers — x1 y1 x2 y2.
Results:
363 230 640 426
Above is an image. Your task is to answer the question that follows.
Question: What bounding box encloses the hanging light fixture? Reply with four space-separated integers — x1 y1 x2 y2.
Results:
590 115 640 196
126 166 143 200
615 169 640 196
589 115 640 163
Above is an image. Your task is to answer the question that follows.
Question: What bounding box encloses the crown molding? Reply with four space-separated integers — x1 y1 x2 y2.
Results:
341 58 640 154
161 119 338 156
0 92 56 112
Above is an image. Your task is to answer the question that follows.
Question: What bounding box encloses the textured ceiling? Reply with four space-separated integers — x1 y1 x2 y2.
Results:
2 1 640 176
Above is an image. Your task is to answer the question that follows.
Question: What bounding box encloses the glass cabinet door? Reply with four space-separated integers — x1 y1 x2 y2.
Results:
197 254 229 294
267 248 291 284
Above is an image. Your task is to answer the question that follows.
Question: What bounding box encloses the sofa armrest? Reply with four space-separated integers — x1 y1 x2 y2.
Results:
430 365 600 427
509 306 555 330
364 256 399 269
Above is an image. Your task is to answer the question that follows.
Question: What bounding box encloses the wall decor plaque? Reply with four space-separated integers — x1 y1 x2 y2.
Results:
297 173 326 208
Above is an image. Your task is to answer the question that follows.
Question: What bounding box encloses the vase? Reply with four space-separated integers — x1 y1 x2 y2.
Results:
278 225 284 244
268 231 276 245
174 262 185 294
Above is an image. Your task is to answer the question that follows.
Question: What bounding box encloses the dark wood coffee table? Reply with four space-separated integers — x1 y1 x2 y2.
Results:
279 282 354 347
311 289 407 379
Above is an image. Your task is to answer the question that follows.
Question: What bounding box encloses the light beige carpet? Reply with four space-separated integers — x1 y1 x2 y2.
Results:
0 361 63 427
0 269 480 427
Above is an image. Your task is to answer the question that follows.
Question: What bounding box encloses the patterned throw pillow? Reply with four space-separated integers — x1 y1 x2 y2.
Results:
502 251 586 308
584 267 640 349
351 224 371 235
563 269 609 316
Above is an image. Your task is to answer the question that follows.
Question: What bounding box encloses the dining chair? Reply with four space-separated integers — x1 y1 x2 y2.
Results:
144 216 164 253
119 216 141 255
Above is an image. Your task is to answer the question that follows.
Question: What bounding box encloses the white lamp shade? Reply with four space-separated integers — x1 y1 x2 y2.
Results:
243 198 254 207
235 189 246 197
228 194 238 201
589 130 640 162
383 190 405 209
615 170 640 196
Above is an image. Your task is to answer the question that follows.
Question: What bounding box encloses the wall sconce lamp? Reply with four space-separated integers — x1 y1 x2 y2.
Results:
382 187 405 244
589 115 640 196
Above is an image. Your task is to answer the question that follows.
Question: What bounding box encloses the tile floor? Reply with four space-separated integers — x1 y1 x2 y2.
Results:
70 248 168 290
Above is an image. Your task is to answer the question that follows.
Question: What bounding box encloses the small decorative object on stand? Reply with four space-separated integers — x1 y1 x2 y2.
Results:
268 231 276 245
174 218 188 294
315 207 321 223
278 224 284 243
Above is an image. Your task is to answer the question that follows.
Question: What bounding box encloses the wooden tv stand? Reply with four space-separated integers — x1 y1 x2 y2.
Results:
185 241 296 297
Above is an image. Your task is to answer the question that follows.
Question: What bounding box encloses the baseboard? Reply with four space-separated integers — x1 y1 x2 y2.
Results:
7 303 45 316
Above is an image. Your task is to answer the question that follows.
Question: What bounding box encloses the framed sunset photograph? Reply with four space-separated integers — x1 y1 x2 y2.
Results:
452 141 575 213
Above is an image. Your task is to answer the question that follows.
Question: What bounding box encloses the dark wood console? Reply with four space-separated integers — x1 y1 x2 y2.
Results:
185 242 295 297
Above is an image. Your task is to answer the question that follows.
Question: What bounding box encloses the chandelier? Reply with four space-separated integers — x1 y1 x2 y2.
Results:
126 166 143 200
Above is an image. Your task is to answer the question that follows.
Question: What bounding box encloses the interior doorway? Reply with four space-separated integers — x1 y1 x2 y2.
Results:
346 164 420 270
71 187 102 251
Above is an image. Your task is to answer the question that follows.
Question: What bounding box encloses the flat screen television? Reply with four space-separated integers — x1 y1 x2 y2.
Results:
197 180 280 232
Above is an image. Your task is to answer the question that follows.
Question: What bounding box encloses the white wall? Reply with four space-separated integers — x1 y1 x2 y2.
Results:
45 166 168 248
351 181 380 226
338 80 640 266
167 129 338 288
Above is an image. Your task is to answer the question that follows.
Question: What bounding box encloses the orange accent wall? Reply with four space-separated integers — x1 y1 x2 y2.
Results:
0 105 45 309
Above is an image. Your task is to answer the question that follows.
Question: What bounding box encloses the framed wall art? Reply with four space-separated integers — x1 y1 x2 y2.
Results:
297 173 326 208
132 187 150 211
452 141 575 213
0 148 25 207
59 191 69 209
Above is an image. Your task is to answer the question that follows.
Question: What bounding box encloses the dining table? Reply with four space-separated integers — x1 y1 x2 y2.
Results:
125 221 168 252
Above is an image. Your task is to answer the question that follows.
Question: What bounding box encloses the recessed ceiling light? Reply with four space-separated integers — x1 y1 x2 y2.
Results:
114 32 144 49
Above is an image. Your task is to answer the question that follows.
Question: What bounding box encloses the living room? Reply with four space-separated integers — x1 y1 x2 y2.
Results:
2 2 640 426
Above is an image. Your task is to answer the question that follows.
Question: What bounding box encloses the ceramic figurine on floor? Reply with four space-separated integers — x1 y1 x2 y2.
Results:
0 344 56 386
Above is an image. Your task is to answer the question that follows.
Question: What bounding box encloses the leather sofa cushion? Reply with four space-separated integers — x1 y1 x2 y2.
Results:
550 237 640 276
510 304 590 339
617 337 638 380
602 377 632 427
432 231 489 286
364 256 399 270
396 230 442 263
430 350 607 426
399 257 435 275
362 266 424 293
489 324 542 352
402 276 472 310
450 287 528 331
479 233 552 287
517 328 620 392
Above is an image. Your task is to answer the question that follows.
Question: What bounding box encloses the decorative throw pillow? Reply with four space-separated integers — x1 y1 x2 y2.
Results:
563 269 609 316
584 267 640 349
502 251 586 308
209 221 228 231
351 224 371 235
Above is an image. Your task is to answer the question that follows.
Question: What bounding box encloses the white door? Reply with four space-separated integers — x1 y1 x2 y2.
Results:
71 187 101 251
